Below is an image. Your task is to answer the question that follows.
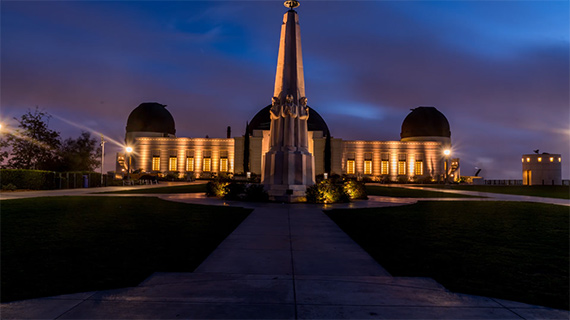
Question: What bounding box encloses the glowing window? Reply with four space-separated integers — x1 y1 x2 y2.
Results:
169 157 177 171
538 157 542 162
364 160 372 175
398 161 406 175
347 160 355 174
203 158 211 172
415 160 423 175
521 158 524 163
381 160 389 175
550 157 554 162
220 158 228 172
559 157 562 162
186 157 194 171
152 157 160 171
526 157 531 162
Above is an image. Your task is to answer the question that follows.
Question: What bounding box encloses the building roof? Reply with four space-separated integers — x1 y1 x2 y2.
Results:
248 105 330 136
400 106 450 139
126 102 176 135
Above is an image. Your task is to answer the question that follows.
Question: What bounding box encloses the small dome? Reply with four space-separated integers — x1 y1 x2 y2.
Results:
248 105 330 136
400 106 450 139
126 102 176 135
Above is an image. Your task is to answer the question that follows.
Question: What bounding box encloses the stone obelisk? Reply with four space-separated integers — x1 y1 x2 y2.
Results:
263 0 314 202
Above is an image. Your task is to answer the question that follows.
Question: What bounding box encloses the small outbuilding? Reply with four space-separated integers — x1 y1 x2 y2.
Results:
522 153 562 185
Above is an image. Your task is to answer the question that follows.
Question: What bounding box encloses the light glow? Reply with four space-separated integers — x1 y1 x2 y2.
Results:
169 156 177 171
443 149 451 156
152 156 160 171
126 146 133 153
347 160 355 174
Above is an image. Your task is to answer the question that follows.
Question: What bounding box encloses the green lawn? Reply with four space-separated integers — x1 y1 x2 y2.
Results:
422 185 570 199
366 185 480 198
326 201 569 310
1 196 250 302
100 183 207 194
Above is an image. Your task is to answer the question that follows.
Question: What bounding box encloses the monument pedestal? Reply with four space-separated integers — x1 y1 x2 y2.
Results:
264 149 314 202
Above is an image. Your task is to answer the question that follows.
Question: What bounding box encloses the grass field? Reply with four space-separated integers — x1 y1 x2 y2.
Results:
422 185 570 199
100 183 207 194
1 196 250 302
327 201 569 310
366 185 480 198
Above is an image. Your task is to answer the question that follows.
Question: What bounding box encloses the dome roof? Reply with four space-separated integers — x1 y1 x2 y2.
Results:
248 105 330 136
126 102 176 135
400 106 450 139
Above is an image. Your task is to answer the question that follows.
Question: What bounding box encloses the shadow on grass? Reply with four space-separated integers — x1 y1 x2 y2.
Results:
327 201 569 310
99 183 207 194
366 185 481 198
1 196 250 302
421 185 570 200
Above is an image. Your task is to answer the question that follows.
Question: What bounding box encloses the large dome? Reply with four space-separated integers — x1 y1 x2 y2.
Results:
400 106 450 139
126 102 176 135
248 105 330 136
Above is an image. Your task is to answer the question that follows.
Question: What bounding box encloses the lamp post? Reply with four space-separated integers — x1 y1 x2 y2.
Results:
126 146 133 183
100 135 106 186
443 149 451 184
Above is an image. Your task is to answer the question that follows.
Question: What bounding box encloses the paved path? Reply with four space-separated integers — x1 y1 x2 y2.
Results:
1 185 569 319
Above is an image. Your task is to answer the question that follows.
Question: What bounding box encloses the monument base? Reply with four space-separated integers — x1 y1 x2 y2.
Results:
266 184 307 202
263 149 314 202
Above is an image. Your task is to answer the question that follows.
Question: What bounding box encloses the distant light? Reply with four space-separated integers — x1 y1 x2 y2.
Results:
550 157 554 162
126 146 133 153
559 157 562 162
443 149 451 156
521 158 524 163
526 157 531 162
538 157 542 162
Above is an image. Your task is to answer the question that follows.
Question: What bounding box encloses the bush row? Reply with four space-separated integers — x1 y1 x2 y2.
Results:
1 169 103 190
206 180 269 202
306 177 368 203
207 176 367 204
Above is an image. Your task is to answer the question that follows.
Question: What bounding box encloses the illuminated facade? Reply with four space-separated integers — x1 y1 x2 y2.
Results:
522 153 562 185
117 104 455 183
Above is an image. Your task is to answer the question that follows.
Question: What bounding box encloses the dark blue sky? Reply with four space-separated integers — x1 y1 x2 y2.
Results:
1 1 568 178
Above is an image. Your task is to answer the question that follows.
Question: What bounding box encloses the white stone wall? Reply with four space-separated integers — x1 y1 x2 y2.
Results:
522 154 562 185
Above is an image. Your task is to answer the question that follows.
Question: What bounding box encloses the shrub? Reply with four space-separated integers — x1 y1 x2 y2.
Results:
306 179 350 204
223 182 246 200
244 183 269 202
0 169 56 190
414 175 433 184
2 183 17 191
344 180 368 200
205 180 229 197
397 176 410 184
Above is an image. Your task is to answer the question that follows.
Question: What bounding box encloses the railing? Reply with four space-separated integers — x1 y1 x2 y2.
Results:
484 180 523 186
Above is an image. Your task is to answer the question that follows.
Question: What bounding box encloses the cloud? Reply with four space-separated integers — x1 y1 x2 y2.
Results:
1 1 568 178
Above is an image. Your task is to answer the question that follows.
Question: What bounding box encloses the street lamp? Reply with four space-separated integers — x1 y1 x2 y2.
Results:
126 146 133 183
443 149 451 184
100 135 106 186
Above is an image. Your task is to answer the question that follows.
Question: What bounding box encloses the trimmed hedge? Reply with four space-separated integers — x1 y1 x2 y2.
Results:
0 169 102 190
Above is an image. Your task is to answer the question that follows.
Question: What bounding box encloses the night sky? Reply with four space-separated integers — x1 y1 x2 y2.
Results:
1 1 568 179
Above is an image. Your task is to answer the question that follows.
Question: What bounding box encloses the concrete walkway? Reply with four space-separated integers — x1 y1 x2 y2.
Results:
1 186 569 319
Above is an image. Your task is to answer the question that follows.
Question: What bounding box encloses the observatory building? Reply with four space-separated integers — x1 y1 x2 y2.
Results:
116 2 458 190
